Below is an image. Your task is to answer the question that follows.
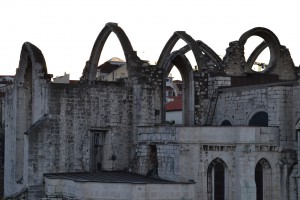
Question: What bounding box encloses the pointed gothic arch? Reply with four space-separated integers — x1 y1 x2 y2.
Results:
157 31 204 71
207 158 228 200
163 50 194 125
255 158 272 200
157 31 204 125
81 22 140 82
176 40 223 70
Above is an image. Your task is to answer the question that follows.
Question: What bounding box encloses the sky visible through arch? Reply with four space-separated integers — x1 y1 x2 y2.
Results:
0 0 299 80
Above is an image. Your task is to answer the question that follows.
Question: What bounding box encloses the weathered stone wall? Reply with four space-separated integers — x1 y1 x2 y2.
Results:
26 82 133 185
136 126 179 181
214 83 294 148
136 126 284 200
44 177 196 200
0 93 4 199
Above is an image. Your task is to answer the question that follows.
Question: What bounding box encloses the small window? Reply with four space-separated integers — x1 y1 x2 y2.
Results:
221 120 232 126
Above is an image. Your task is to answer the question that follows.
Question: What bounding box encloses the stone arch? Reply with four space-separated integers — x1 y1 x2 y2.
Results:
207 158 228 200
246 108 268 127
239 27 281 73
163 50 194 125
255 158 272 200
15 42 48 85
157 31 204 125
157 31 204 71
13 42 49 186
177 40 223 70
81 22 140 82
246 41 268 72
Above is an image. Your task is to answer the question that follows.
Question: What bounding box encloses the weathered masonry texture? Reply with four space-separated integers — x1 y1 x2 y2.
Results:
1 23 300 200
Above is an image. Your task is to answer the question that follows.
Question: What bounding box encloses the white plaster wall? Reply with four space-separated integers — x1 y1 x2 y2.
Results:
166 111 182 124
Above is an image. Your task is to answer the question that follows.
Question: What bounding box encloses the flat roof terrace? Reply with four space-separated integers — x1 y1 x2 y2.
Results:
44 171 195 200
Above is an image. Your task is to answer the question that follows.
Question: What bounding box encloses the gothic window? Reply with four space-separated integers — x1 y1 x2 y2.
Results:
207 158 228 200
255 158 271 200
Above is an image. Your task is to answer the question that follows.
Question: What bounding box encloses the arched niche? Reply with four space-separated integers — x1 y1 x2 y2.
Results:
207 158 228 200
163 51 194 125
81 22 140 82
239 27 281 74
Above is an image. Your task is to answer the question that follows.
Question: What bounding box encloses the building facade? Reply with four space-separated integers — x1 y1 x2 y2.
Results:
0 23 300 200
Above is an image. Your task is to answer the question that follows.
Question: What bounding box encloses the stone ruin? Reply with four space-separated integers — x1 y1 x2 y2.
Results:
0 22 300 200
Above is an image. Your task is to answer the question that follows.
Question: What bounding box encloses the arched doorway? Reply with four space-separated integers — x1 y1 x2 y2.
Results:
255 158 271 200
207 158 228 200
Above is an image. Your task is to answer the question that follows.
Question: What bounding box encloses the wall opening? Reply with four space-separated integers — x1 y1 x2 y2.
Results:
96 34 128 82
255 158 272 200
214 162 225 200
249 111 268 126
146 144 158 178
207 158 228 200
255 162 263 200
221 120 232 126
244 36 270 72
165 66 183 125
90 130 106 172
164 53 194 126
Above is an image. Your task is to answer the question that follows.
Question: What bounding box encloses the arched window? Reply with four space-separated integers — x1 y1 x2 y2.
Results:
255 158 271 200
249 111 268 126
221 120 232 126
207 158 228 200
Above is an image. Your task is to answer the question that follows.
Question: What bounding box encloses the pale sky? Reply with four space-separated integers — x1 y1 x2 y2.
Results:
0 0 299 80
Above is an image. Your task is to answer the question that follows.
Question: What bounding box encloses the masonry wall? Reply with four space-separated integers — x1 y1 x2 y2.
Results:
0 94 4 199
214 83 294 148
44 178 196 200
26 82 133 184
136 126 286 200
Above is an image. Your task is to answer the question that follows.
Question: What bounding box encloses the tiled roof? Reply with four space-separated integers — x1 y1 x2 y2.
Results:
166 95 182 111
44 171 176 184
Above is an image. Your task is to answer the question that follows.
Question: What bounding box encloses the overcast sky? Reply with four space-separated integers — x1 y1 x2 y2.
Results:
0 0 299 79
